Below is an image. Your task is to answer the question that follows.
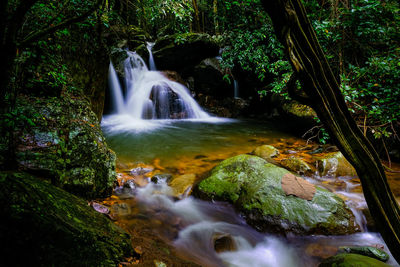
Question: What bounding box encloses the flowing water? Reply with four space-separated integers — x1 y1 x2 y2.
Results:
108 50 209 120
102 51 399 266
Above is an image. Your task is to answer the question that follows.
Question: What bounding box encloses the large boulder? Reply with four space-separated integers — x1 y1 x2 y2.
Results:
192 58 232 99
0 172 133 266
152 33 219 73
11 95 116 199
195 154 358 235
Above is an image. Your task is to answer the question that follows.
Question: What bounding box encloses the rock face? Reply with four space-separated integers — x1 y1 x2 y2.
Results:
12 95 116 199
317 152 357 177
319 253 391 267
152 33 219 73
0 172 133 266
192 58 232 99
195 154 357 235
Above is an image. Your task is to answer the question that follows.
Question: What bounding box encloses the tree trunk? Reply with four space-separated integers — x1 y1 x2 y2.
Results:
213 0 219 35
192 0 201 32
261 0 400 262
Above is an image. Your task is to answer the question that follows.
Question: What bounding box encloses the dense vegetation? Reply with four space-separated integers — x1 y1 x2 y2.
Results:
2 0 399 160
1 0 400 265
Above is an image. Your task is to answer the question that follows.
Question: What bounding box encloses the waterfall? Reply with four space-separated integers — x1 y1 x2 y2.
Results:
146 42 157 71
107 51 210 120
234 79 240 99
108 62 125 114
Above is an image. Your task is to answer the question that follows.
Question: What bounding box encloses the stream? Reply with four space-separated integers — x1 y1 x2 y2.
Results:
101 48 400 266
102 118 399 267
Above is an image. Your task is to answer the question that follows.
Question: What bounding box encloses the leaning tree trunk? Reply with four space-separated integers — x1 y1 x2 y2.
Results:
261 0 400 261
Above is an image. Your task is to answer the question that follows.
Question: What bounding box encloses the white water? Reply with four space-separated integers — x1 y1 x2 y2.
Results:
107 50 210 121
129 181 299 267
108 62 125 114
146 42 157 71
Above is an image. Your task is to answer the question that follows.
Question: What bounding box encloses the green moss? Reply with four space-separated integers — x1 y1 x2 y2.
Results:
338 246 390 262
319 253 391 267
197 154 357 235
11 95 116 199
0 172 133 266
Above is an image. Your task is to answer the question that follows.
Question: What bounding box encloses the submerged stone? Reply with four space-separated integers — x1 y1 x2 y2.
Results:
0 172 134 266
195 154 357 235
319 253 391 267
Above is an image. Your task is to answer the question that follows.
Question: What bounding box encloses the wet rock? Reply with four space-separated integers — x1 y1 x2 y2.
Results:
281 156 313 175
169 173 197 198
151 173 173 184
195 154 358 235
90 202 110 214
281 100 316 123
0 172 133 266
316 152 357 177
338 246 389 262
10 95 116 199
319 253 390 267
152 33 219 72
123 179 136 189
130 166 154 176
213 233 237 253
252 145 280 161
306 243 338 259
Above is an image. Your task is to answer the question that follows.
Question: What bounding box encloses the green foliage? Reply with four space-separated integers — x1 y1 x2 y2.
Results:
219 1 292 96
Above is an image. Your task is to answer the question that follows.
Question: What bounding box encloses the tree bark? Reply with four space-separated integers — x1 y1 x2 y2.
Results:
192 0 201 32
213 0 219 35
261 0 400 262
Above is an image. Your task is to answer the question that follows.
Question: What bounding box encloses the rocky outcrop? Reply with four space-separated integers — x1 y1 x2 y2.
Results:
195 154 358 235
12 95 116 199
191 58 232 99
152 33 219 73
0 172 134 266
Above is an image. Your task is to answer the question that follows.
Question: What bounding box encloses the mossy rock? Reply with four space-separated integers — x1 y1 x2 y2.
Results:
152 33 219 72
338 246 390 262
280 156 313 175
252 145 280 161
319 253 391 267
0 172 133 266
12 95 116 199
282 100 316 120
195 154 357 235
317 152 357 177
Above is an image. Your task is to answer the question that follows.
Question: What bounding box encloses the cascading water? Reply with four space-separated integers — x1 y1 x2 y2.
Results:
108 62 125 114
234 79 240 99
146 42 157 71
107 50 210 120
